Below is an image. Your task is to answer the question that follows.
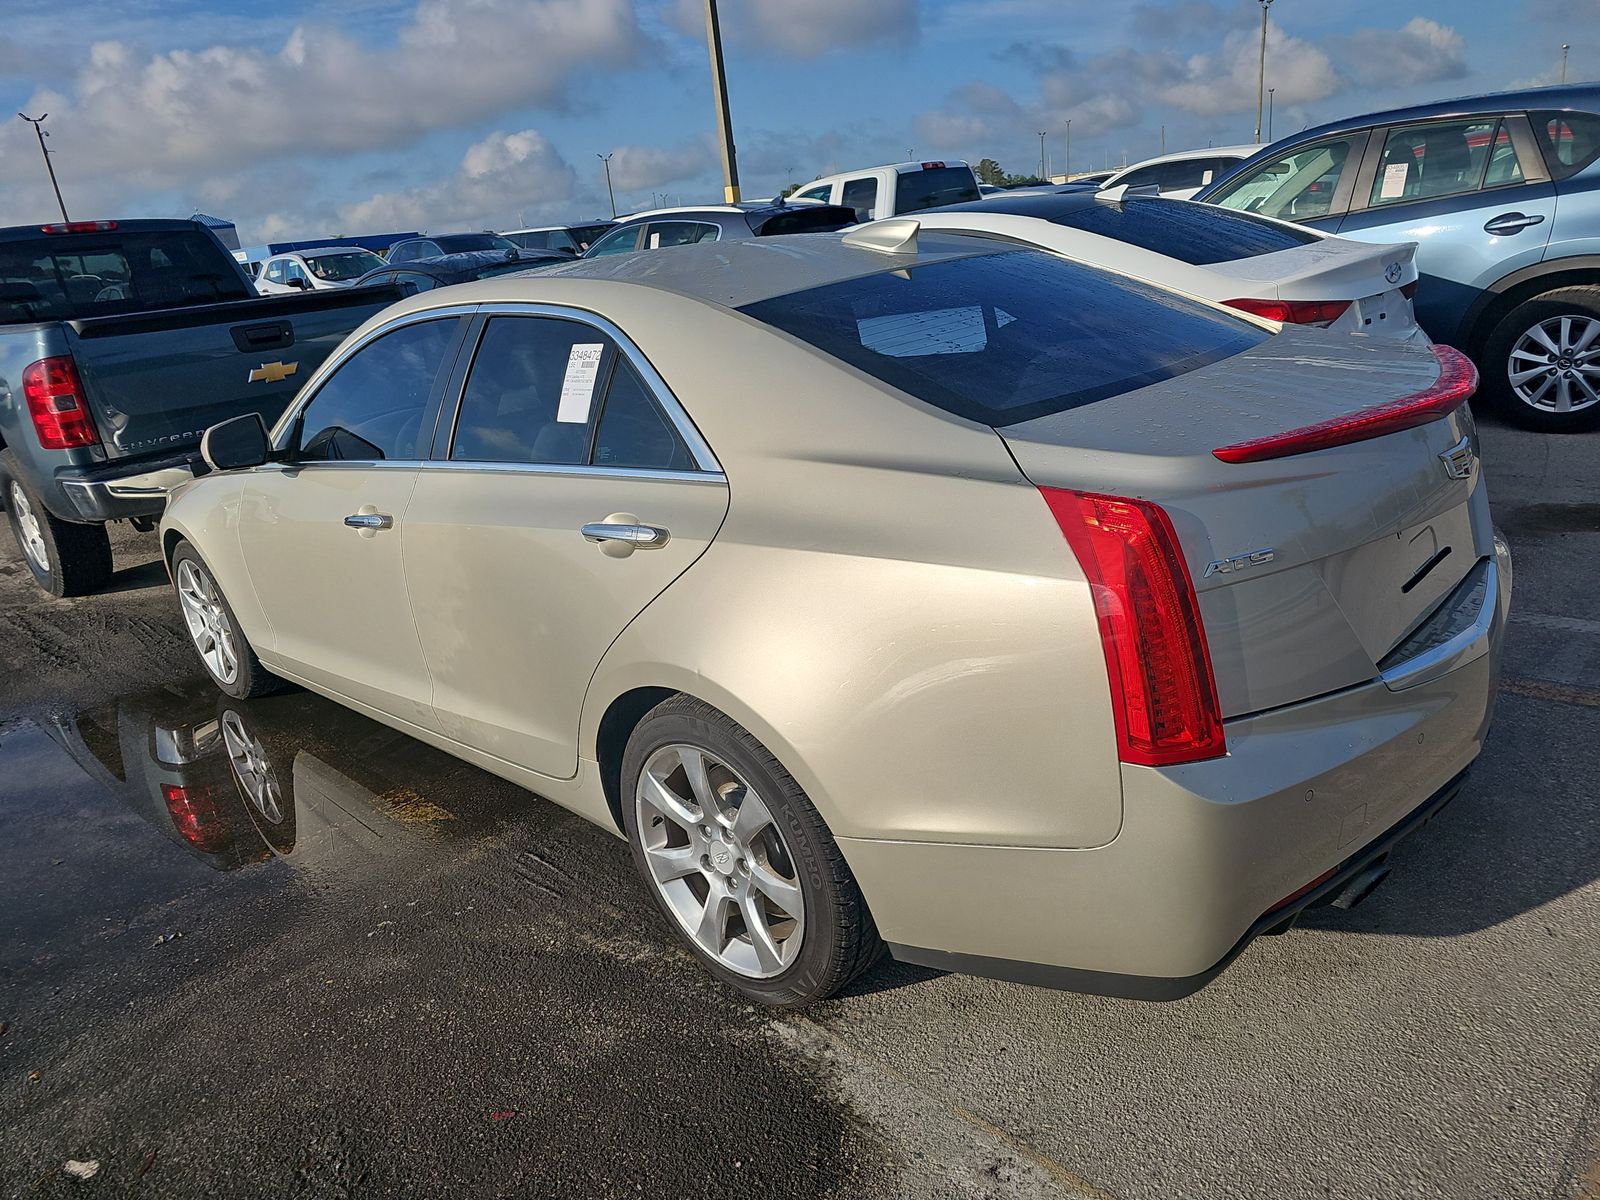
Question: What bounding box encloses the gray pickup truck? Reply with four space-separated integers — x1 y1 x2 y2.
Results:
0 218 402 596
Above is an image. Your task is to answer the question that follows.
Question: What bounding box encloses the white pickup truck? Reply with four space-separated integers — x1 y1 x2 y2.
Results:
791 160 981 222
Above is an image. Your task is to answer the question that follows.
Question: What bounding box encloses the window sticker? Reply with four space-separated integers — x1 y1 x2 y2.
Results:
557 343 605 423
648 231 662 249
1380 162 1409 199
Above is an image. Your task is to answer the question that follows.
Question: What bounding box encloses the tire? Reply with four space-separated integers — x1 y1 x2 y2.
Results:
0 451 112 597
621 694 883 1006
169 540 285 700
1478 286 1600 432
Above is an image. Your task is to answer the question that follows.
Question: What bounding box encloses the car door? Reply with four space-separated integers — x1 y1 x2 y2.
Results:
238 312 470 730
1335 114 1556 341
401 309 729 778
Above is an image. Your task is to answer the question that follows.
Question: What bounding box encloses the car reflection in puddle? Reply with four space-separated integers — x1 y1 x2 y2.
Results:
28 681 517 876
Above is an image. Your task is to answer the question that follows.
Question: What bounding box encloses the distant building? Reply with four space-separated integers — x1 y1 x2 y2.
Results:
189 212 240 252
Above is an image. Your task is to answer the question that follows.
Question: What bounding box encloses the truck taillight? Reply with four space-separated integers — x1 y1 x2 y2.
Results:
22 356 100 449
162 783 226 851
39 221 119 234
1039 488 1226 767
1224 297 1352 326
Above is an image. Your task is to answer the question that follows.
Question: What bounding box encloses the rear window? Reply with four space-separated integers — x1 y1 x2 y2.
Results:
1052 198 1318 265
1532 110 1600 181
739 250 1264 426
752 208 856 236
0 230 250 322
435 234 518 253
895 167 981 214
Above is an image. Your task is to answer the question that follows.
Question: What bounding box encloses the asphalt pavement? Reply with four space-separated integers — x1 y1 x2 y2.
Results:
1 412 1596 1199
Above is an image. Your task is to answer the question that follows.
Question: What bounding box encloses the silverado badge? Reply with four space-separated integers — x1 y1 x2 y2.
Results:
247 360 299 384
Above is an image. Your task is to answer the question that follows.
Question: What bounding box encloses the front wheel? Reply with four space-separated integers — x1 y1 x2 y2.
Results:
621 696 883 1006
0 452 112 597
1479 287 1600 432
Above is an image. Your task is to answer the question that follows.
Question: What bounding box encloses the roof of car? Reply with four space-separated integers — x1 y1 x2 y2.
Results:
1257 83 1600 148
1114 144 1262 170
392 229 1004 312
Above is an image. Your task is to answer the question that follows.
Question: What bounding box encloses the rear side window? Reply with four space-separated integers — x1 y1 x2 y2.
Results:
895 167 981 214
0 230 250 322
1533 110 1600 181
1052 198 1318 265
593 362 693 470
297 319 461 461
739 250 1264 426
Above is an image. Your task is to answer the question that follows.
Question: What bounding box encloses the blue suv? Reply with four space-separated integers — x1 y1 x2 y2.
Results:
1197 85 1600 432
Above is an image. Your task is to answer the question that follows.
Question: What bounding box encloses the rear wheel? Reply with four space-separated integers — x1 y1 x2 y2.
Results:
621 695 882 1006
1480 287 1600 432
0 452 112 598
170 541 284 700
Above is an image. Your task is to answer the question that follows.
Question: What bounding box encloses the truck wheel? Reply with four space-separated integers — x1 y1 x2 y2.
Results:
1479 287 1600 432
0 453 112 598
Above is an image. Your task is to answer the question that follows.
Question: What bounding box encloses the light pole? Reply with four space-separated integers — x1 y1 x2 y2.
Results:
1254 0 1273 143
702 0 741 203
1267 87 1275 141
1038 131 1047 180
18 113 68 222
1064 119 1072 179
1561 44 1569 83
597 153 616 218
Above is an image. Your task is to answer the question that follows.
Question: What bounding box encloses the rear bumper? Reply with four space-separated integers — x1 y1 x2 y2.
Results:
52 454 197 523
841 540 1509 999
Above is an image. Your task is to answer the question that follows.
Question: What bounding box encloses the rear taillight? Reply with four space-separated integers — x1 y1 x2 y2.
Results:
1039 488 1226 768
39 220 118 234
21 356 99 450
1224 297 1353 326
1400 280 1419 300
1213 344 1477 464
162 783 226 851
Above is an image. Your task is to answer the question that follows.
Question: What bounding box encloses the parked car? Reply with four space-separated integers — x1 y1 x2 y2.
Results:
1099 145 1263 200
502 223 616 255
790 160 982 220
386 233 521 264
581 202 857 257
354 249 569 296
917 192 1424 340
0 218 402 596
1197 85 1600 431
255 246 387 294
1068 171 1116 186
163 227 1507 1006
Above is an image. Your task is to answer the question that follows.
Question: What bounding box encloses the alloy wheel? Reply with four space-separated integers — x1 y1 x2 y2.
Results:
9 481 48 571
1507 313 1600 414
635 743 806 979
221 709 282 825
176 558 240 684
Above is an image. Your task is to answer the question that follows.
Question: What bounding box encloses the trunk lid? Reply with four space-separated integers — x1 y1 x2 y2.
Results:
1208 236 1421 340
1000 329 1487 717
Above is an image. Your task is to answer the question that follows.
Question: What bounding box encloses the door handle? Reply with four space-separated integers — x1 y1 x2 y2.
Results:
1483 212 1545 235
343 513 393 530
581 522 669 547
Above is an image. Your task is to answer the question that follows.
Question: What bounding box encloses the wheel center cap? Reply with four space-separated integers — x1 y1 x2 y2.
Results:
709 840 737 875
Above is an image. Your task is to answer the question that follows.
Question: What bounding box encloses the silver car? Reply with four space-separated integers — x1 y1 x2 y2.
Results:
160 225 1510 1005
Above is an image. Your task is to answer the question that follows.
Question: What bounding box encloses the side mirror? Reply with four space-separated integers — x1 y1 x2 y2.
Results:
201 413 271 472
287 276 309 290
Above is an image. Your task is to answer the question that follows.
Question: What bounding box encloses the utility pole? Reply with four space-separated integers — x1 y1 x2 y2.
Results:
1267 88 1275 141
1561 44 1570 83
702 0 740 203
597 153 616 218
1038 131 1047 180
1160 125 1166 155
18 113 68 221
1254 0 1273 143
1064 119 1072 178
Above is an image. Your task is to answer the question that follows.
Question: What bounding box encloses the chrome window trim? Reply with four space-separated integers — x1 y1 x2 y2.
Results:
270 304 480 450
458 301 723 474
250 459 427 473
420 460 728 486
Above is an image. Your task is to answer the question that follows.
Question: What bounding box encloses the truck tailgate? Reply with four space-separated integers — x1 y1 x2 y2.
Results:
64 286 401 460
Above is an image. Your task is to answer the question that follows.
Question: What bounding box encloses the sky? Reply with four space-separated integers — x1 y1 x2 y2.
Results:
0 0 1589 243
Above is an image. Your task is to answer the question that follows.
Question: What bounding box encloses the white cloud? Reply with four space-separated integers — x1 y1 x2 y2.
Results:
607 140 713 191
671 0 918 58
1160 23 1342 118
1334 18 1467 88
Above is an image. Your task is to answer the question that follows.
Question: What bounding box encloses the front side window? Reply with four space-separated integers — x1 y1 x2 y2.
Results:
584 225 643 258
795 185 833 204
739 250 1264 427
296 318 461 461
841 177 879 221
1207 135 1359 220
264 259 285 283
1533 110 1600 180
284 262 308 285
1366 118 1519 208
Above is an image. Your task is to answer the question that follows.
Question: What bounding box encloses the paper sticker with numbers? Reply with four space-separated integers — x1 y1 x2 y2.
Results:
1379 162 1409 199
557 343 605 423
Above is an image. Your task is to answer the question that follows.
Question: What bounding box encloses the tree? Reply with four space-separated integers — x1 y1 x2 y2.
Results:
976 158 1005 186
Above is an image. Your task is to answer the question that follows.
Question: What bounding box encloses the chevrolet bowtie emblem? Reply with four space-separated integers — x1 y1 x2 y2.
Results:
247 360 298 384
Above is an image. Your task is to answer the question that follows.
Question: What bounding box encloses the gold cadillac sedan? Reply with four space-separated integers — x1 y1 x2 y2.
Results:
161 224 1509 1006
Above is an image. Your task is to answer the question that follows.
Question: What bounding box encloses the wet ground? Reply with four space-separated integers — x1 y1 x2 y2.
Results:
1 414 1597 1199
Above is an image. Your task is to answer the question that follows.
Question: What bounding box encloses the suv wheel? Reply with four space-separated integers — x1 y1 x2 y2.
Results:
1481 287 1600 432
0 451 112 597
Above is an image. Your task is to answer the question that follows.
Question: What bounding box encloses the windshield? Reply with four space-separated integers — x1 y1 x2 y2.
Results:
739 250 1264 426
0 230 251 322
305 250 385 281
435 234 519 253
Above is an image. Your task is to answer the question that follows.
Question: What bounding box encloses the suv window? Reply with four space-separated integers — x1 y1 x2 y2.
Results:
1052 197 1318 265
296 318 460 461
1160 156 1236 191
1533 110 1600 181
795 185 833 204
508 231 551 250
1367 118 1520 207
739 249 1264 427
894 167 981 213
1207 135 1359 220
585 225 643 258
841 177 879 221
644 221 720 249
